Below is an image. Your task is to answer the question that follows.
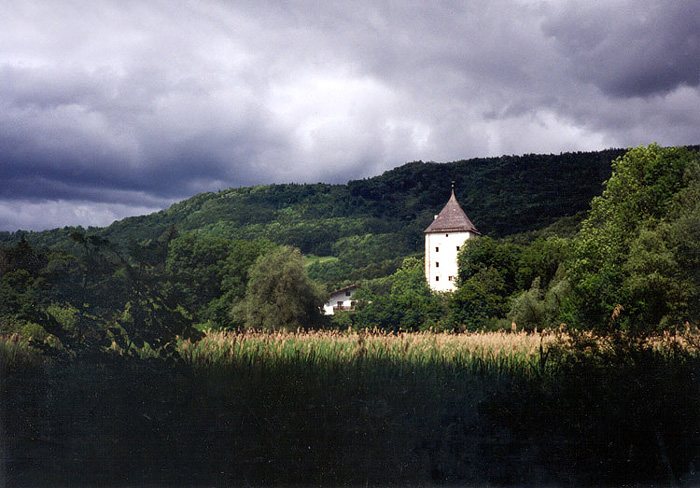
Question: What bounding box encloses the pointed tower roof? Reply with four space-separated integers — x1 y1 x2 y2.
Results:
424 184 480 234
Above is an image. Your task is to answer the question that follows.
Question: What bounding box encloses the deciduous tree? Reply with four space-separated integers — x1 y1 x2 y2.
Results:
233 246 326 330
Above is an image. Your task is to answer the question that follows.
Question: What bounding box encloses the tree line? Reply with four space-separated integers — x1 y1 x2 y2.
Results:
349 144 700 335
1 144 698 356
1 148 627 291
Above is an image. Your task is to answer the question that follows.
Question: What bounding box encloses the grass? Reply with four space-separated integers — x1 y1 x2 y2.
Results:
2 328 699 486
0 334 42 373
179 329 557 370
178 327 700 377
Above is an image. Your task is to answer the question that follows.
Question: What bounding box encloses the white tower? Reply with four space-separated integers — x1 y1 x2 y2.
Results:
424 183 480 292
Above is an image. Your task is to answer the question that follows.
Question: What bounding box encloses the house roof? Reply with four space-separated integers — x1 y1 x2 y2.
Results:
329 284 359 295
424 188 480 234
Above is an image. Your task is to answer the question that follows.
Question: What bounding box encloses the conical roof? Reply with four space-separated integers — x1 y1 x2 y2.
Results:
424 188 480 234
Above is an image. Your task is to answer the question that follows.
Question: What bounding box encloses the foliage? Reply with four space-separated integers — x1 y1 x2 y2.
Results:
568 144 700 332
166 232 233 315
445 145 699 334
515 236 571 290
507 277 546 331
353 257 446 331
1 145 698 344
233 246 326 330
507 267 573 332
166 233 274 327
449 267 508 330
306 255 353 289
204 238 277 326
457 236 522 294
1 149 629 290
0 230 204 357
450 236 531 330
0 333 43 372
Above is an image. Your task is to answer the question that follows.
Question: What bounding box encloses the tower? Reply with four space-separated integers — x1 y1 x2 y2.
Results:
424 183 480 292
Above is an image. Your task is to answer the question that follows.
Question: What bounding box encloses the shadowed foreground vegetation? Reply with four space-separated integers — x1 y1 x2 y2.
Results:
3 330 699 486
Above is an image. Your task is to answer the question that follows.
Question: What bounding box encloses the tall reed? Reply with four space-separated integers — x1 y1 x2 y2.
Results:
0 334 42 373
178 329 561 376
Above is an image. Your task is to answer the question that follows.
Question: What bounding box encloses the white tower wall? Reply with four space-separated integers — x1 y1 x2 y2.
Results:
425 231 472 292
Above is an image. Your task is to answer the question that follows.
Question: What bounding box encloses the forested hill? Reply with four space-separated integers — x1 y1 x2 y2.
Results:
2 149 625 254
2 144 698 331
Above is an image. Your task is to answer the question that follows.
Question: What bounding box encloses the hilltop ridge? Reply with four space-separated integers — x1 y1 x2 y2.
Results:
1 149 625 256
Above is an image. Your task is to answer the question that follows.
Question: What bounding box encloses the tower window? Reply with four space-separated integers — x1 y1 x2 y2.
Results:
435 246 439 252
445 233 449 237
435 276 440 281
448 276 454 281
436 262 440 268
456 246 460 251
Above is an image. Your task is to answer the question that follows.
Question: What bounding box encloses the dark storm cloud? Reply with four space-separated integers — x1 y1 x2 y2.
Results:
543 1 700 98
1 0 698 231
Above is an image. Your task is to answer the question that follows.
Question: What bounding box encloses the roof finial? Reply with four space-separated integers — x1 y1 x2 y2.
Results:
451 180 456 194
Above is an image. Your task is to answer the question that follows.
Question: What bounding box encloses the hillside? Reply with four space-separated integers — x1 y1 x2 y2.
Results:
1 143 698 335
1 149 624 267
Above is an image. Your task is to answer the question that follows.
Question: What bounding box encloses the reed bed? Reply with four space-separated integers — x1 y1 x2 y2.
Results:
177 327 700 380
178 329 557 372
0 333 42 372
646 327 700 353
4 328 699 486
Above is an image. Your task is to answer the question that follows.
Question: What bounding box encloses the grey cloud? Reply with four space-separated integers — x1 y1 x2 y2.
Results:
543 1 700 98
0 0 698 231
0 198 164 232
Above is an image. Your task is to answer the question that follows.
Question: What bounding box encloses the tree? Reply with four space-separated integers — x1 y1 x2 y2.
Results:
166 232 275 328
507 271 572 331
449 266 507 330
567 144 700 332
233 246 326 330
166 232 236 321
203 238 275 327
354 257 445 331
516 236 571 290
0 236 46 277
665 171 700 323
447 236 521 330
68 230 198 354
457 236 522 295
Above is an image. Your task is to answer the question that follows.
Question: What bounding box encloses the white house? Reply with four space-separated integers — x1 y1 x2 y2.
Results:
424 184 480 292
323 284 359 315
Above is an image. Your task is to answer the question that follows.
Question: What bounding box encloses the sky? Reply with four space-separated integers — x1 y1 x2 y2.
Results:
1 0 699 231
